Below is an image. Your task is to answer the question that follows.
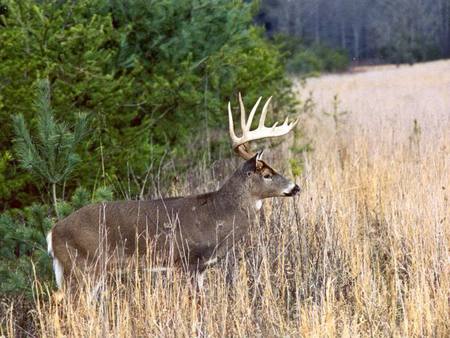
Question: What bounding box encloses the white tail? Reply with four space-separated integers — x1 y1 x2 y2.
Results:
47 231 64 289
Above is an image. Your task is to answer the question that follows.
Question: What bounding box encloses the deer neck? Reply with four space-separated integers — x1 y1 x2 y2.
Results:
216 174 260 212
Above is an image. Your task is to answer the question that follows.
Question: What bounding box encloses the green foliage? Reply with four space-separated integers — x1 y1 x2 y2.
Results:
13 79 90 218
70 186 91 210
1 0 127 208
275 35 349 76
13 79 89 186
313 45 350 72
0 205 52 294
323 95 349 132
0 0 295 208
287 49 324 76
0 151 32 211
289 158 303 178
287 45 349 75
93 186 114 203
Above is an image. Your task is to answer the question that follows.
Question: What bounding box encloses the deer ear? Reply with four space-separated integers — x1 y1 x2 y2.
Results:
243 153 258 174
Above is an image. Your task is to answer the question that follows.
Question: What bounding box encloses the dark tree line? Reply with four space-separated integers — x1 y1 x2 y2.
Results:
258 0 450 63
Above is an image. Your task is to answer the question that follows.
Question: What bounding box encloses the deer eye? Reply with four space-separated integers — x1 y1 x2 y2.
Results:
263 174 272 179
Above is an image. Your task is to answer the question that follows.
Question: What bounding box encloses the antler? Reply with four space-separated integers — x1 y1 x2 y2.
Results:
228 93 298 160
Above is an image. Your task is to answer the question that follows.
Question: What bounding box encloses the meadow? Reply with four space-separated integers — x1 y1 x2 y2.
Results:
2 60 449 337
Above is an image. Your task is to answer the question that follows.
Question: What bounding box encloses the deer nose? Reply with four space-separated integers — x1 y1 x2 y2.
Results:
284 184 300 196
291 184 300 196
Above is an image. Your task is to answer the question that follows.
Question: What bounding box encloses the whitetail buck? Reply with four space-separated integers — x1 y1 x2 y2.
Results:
47 94 300 289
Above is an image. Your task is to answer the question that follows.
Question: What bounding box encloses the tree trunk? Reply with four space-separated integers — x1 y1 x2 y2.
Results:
52 183 59 219
352 25 360 59
314 1 320 43
444 0 450 55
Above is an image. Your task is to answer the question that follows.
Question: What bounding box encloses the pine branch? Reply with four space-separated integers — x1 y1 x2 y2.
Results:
12 78 91 217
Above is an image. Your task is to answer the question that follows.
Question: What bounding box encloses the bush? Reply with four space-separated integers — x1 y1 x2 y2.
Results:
287 49 324 76
275 34 349 75
314 45 349 72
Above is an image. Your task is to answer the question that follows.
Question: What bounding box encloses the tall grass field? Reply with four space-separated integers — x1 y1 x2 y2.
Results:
2 60 449 337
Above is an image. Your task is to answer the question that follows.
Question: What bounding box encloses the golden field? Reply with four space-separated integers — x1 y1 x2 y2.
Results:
3 60 450 337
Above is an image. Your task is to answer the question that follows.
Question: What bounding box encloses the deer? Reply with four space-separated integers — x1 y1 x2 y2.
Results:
46 94 300 290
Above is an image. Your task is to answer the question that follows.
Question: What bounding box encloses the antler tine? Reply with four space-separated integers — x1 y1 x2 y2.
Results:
228 101 238 144
259 96 272 128
290 117 299 128
238 92 246 132
246 96 262 131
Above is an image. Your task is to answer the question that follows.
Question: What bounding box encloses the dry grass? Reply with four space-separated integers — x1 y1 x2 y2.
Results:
3 60 450 337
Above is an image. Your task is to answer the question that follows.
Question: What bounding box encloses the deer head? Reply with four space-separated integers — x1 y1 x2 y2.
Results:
228 93 300 200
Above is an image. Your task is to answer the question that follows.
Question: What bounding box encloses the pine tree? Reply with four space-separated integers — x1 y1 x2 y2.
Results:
12 79 89 218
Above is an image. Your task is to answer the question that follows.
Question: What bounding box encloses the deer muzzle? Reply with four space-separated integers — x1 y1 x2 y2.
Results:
284 184 300 197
